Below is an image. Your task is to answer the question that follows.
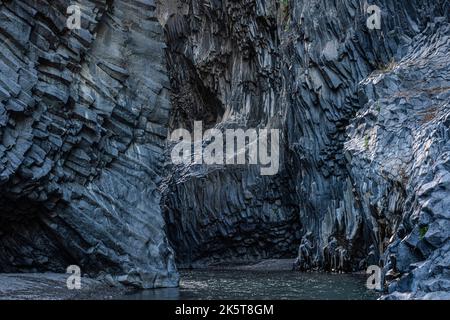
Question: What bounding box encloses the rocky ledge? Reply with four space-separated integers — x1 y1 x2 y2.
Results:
0 0 177 288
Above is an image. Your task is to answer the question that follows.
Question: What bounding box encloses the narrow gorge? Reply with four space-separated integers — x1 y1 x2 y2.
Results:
0 0 449 299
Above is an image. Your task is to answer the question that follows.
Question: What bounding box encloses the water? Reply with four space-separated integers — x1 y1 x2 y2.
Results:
124 270 380 300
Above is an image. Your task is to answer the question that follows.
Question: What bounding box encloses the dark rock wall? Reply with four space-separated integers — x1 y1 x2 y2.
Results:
345 18 450 299
283 0 448 272
159 0 450 298
283 0 450 298
159 0 301 267
0 0 449 298
0 0 178 288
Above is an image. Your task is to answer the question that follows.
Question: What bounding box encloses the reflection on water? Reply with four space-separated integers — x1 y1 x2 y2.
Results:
124 270 380 300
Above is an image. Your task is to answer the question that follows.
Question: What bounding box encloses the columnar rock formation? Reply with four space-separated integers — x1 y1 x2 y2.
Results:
158 0 450 298
0 0 449 298
0 0 177 288
158 0 301 267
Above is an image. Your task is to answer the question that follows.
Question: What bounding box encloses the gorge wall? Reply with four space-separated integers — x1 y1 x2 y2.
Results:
0 0 177 288
0 0 449 299
158 0 450 298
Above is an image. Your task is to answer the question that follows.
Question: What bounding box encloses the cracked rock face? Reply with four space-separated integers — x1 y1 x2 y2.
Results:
0 0 177 289
346 19 450 299
1 0 449 299
159 0 450 298
158 0 301 267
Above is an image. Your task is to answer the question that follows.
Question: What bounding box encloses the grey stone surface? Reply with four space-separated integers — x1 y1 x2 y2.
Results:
0 0 178 289
0 0 449 300
158 0 450 299
0 273 124 300
158 0 301 267
346 13 450 298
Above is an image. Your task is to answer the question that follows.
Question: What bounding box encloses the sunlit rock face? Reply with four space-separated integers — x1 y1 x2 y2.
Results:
159 0 450 298
0 0 178 288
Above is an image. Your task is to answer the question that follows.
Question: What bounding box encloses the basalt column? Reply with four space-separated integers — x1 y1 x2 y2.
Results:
0 0 178 288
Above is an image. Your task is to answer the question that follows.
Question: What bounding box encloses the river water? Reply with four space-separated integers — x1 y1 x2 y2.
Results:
124 270 380 300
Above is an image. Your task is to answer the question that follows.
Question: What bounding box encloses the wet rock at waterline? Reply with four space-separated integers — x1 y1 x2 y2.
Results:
0 0 449 299
0 273 124 300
